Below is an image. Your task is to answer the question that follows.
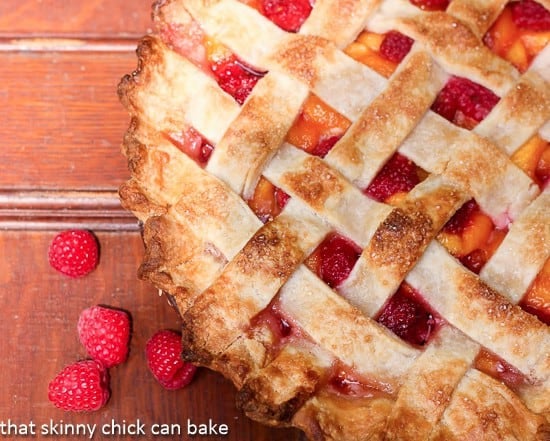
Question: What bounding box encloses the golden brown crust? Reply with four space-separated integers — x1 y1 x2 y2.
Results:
237 345 327 424
117 0 550 439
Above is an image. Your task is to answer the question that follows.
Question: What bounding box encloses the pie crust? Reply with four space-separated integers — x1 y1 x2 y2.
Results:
118 0 550 439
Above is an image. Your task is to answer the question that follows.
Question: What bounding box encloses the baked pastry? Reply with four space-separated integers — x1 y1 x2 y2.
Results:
118 0 550 439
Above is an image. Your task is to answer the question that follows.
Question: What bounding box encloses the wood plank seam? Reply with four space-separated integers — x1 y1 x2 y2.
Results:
0 189 139 231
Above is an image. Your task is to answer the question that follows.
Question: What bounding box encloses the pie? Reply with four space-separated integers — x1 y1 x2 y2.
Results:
117 0 550 439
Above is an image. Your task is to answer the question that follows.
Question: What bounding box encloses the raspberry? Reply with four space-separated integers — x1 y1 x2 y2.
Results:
77 306 131 368
443 199 478 235
409 0 450 10
48 230 99 278
364 153 420 202
48 360 110 412
511 0 550 31
431 76 500 127
261 0 313 32
311 134 342 158
145 330 197 390
376 285 439 346
165 128 214 166
210 56 264 105
274 186 290 211
379 31 414 63
317 234 362 288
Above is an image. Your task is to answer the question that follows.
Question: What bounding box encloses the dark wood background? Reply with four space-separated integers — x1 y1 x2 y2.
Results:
0 2 303 439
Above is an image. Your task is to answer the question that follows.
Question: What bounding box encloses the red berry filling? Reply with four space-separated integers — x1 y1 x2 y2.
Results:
164 128 214 166
274 185 291 210
474 349 529 392
379 31 414 63
431 76 500 129
520 301 550 325
511 0 550 31
409 0 450 11
328 363 391 398
443 199 479 235
210 55 265 105
252 302 294 341
261 0 313 32
364 153 420 202
310 134 342 158
307 233 362 288
376 284 440 346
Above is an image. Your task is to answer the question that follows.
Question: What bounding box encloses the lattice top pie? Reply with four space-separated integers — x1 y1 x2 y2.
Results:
118 0 550 439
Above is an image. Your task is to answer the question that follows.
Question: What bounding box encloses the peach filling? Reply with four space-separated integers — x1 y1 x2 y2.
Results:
511 134 550 189
520 259 550 325
286 94 351 157
247 177 290 223
474 348 530 392
246 94 350 221
437 200 507 274
345 30 414 78
484 0 550 73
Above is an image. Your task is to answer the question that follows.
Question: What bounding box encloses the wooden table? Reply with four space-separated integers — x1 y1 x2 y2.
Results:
0 2 303 439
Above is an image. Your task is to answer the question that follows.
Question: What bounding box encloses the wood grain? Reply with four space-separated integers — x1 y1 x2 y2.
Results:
0 0 151 38
0 0 305 439
1 50 137 190
0 232 303 440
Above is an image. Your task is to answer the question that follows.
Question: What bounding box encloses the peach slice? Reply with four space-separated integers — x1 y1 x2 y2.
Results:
438 210 495 257
286 94 350 154
484 4 550 72
474 349 527 391
247 177 282 223
521 259 550 324
510 135 550 184
344 31 398 78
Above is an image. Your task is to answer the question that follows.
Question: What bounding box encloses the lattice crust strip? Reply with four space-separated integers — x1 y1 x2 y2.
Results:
118 0 550 439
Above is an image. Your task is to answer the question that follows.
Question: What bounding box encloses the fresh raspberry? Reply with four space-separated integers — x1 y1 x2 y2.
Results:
145 330 197 390
261 0 313 32
431 76 500 127
379 31 414 63
376 285 439 346
409 0 450 10
311 134 342 158
210 56 264 105
48 230 99 278
317 234 362 288
511 0 550 31
48 360 110 412
77 306 131 368
442 199 479 235
364 153 420 202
